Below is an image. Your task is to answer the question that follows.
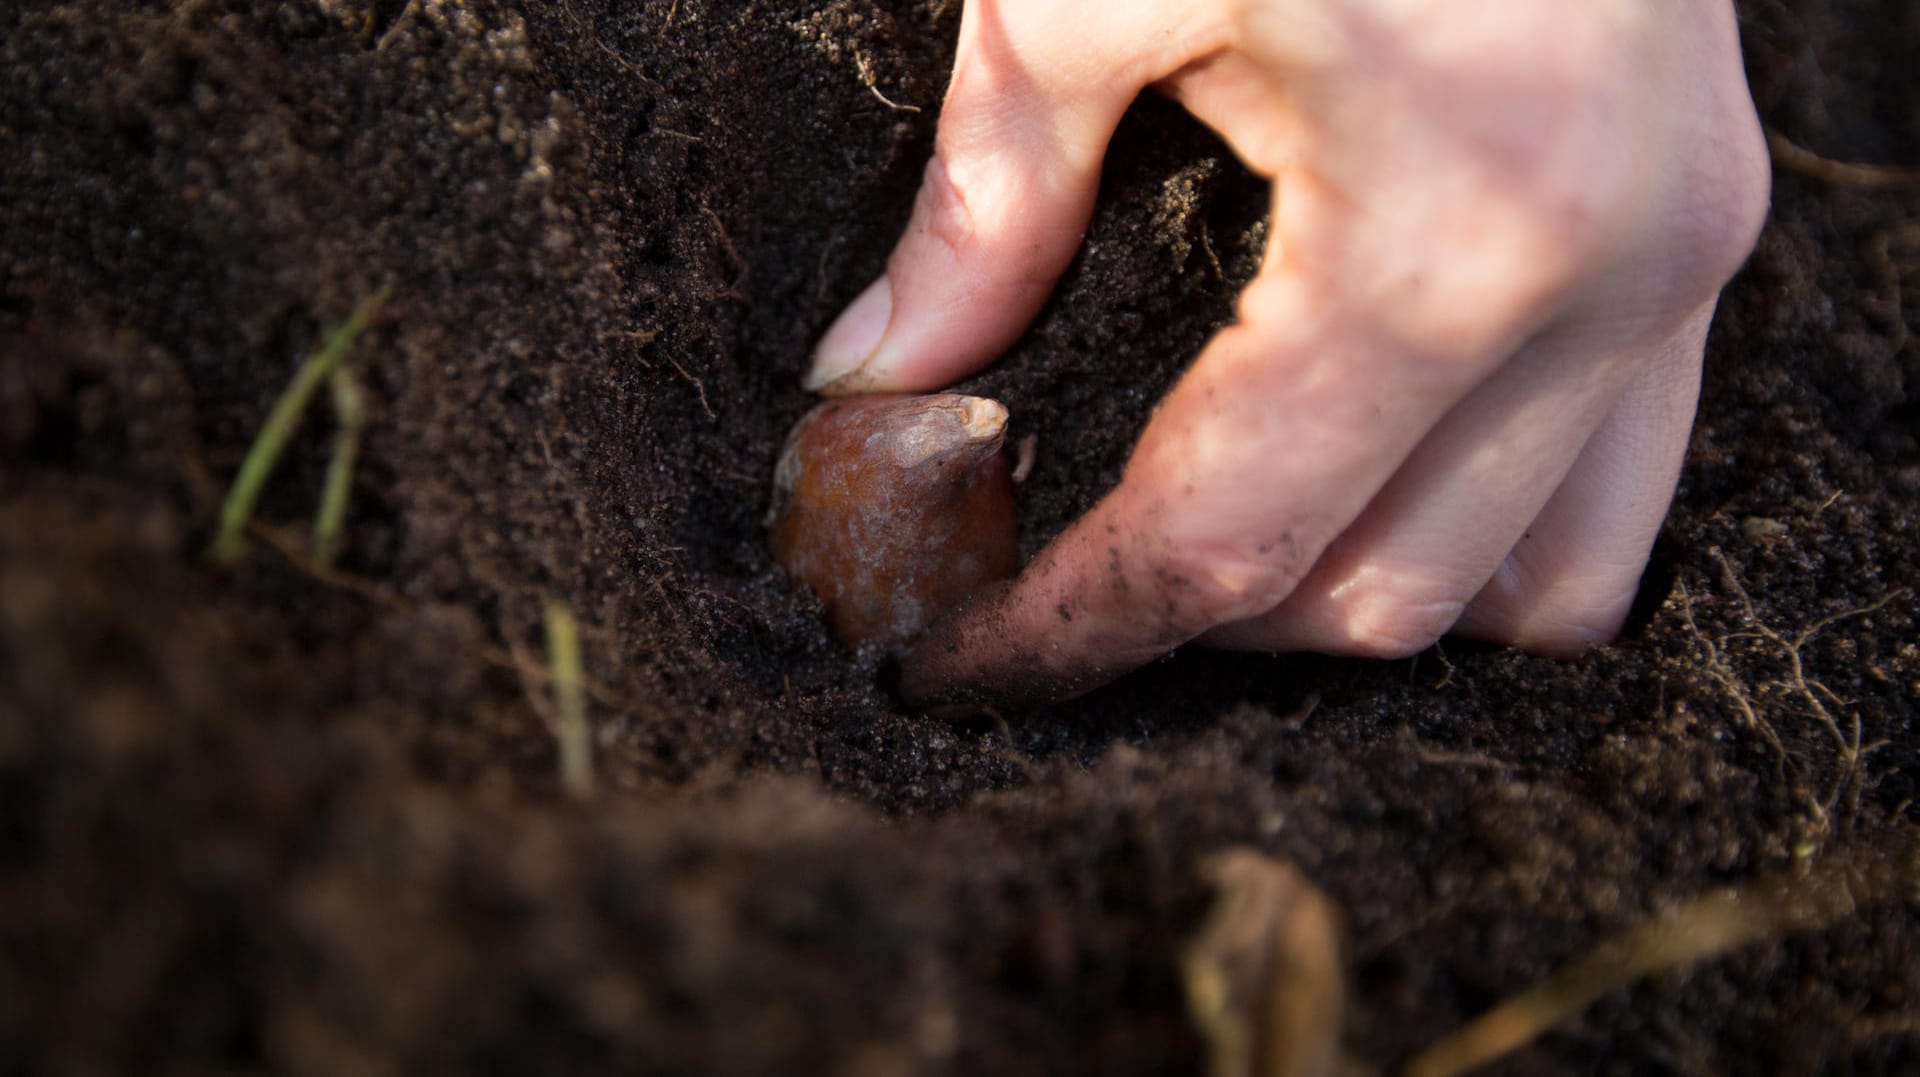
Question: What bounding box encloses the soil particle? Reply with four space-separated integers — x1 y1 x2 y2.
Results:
3 0 1918 1074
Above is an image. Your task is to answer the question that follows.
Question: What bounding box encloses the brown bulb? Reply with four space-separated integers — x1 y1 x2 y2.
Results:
769 393 1018 648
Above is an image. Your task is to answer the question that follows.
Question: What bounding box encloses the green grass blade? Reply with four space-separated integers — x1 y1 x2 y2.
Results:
545 600 594 799
312 364 367 568
209 289 389 563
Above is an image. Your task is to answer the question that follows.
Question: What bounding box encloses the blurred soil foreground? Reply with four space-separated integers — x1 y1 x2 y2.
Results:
2 0 1918 1073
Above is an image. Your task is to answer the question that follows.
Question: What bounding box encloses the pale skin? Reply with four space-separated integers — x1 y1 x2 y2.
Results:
805 0 1772 707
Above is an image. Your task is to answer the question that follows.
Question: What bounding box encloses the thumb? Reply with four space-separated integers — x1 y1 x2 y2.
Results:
806 0 1200 394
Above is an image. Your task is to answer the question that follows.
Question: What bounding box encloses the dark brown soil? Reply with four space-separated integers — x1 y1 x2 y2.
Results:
3 1 1916 1073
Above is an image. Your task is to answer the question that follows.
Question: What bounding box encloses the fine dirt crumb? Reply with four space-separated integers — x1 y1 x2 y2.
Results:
2 1 1918 1074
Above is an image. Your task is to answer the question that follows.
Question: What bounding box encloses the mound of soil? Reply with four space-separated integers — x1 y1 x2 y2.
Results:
3 0 1916 1073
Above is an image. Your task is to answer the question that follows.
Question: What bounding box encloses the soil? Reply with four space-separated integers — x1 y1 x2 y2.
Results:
2 0 1917 1074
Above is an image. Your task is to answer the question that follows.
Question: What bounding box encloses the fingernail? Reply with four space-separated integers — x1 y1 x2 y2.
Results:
805 275 892 391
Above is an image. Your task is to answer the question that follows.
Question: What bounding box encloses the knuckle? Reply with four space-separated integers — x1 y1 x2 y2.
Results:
1377 158 1626 364
1142 539 1307 634
1518 615 1622 657
1516 578 1636 655
907 152 979 264
1332 588 1469 661
1534 164 1634 268
1683 114 1771 287
1472 558 1638 656
915 129 1082 292
1496 135 1639 286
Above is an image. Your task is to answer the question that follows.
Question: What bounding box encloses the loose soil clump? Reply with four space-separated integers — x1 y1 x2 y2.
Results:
3 1 1917 1073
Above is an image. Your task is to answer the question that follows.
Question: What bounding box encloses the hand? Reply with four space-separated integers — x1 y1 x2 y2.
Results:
805 0 1771 706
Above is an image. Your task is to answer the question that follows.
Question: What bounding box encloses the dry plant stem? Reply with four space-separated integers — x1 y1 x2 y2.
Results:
209 289 389 563
1403 845 1920 1077
1852 1011 1920 1042
1183 849 1347 1077
544 599 593 800
312 364 366 568
1767 129 1920 189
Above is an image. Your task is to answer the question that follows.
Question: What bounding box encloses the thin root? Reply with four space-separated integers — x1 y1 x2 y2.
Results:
667 356 716 420
854 49 921 112
1768 130 1920 189
1675 546 1909 832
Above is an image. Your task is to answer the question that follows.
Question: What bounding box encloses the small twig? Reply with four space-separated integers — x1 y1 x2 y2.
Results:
312 363 367 567
545 599 594 800
210 289 389 563
1768 130 1920 189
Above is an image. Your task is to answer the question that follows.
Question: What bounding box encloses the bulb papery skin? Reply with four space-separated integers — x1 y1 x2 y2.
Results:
768 394 1018 649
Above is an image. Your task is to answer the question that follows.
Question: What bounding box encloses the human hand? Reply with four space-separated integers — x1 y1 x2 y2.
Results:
804 0 1771 706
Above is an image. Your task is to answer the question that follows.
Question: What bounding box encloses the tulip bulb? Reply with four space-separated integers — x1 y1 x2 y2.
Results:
769 394 1018 648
